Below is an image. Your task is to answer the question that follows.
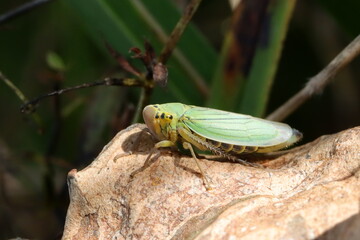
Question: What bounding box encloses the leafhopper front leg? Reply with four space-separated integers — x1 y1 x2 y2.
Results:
154 140 176 148
130 140 175 178
182 142 213 190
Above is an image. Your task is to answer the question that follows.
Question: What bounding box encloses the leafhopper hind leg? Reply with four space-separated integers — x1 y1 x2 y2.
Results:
182 142 213 190
130 139 212 190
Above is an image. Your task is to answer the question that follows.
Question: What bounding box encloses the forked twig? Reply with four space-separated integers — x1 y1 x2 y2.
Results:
131 0 208 97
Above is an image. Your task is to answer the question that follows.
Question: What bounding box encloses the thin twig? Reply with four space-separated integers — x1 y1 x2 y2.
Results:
158 0 203 64
0 0 56 25
267 34 360 121
105 42 141 77
21 77 144 113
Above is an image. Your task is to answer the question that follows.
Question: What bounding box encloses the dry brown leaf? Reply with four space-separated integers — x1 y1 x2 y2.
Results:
62 124 360 240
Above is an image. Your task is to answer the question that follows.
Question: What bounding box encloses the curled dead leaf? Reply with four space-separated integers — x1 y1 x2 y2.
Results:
62 124 360 240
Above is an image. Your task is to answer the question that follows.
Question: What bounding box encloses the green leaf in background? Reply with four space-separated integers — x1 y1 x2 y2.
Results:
46 51 66 71
207 32 244 111
239 0 296 117
208 0 270 112
208 0 296 117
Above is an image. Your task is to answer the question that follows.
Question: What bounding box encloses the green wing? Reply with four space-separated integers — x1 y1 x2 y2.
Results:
181 106 293 147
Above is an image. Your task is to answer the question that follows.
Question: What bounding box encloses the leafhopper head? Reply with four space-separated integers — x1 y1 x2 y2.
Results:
143 105 158 138
143 104 178 142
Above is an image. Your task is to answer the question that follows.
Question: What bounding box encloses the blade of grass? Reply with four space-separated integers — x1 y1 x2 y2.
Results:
0 71 42 128
208 0 270 111
238 0 297 117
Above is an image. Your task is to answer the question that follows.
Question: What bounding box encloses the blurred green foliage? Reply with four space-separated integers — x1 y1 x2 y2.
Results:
0 0 359 238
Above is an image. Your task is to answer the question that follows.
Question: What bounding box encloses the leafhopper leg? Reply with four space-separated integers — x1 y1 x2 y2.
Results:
232 157 264 168
130 147 157 178
183 142 213 190
130 140 175 178
114 152 132 163
154 140 176 149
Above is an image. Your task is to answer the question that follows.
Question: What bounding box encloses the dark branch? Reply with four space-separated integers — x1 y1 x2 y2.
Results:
0 0 56 25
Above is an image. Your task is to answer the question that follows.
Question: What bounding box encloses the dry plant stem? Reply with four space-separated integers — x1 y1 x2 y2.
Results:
158 0 203 64
267 34 360 122
0 0 55 25
105 42 141 77
21 77 143 112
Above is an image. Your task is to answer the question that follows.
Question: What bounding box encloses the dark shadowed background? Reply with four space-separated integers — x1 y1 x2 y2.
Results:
0 0 359 239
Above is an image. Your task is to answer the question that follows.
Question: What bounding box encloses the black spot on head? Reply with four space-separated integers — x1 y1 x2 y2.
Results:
169 115 173 119
154 105 159 108
155 114 159 119
161 113 165 119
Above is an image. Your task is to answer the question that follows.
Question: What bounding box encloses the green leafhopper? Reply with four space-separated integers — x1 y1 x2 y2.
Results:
142 103 302 189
